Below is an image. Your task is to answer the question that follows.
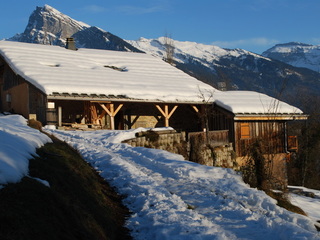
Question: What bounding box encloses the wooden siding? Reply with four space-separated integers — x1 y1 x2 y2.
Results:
29 84 47 123
189 130 229 146
210 107 235 144
0 62 47 123
235 121 286 157
2 82 29 118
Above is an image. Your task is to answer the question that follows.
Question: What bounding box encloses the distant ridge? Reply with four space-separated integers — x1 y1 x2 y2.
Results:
262 42 320 72
128 37 320 108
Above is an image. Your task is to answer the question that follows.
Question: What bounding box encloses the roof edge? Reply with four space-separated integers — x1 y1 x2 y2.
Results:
47 94 212 105
234 114 308 121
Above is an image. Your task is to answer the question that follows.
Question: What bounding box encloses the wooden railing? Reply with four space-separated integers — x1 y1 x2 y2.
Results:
188 130 229 146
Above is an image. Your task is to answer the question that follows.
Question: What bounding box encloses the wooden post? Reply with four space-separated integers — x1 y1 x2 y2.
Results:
155 104 178 127
58 106 62 127
191 104 206 131
99 103 123 130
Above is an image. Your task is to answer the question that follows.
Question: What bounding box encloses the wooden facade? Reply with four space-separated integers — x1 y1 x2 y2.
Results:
210 105 299 157
0 59 47 122
234 120 286 156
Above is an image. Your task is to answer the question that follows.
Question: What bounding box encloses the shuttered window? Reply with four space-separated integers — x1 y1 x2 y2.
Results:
240 122 250 139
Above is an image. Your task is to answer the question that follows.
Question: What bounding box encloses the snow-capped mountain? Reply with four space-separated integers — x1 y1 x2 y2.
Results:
263 42 320 72
128 37 320 105
7 5 320 109
8 5 142 52
9 5 88 46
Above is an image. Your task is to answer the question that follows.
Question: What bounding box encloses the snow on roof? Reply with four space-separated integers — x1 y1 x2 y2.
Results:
214 90 303 114
0 41 214 103
0 41 303 115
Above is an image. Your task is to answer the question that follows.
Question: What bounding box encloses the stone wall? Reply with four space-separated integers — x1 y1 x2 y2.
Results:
123 130 236 169
197 144 236 168
237 153 288 190
123 130 188 159
188 131 237 169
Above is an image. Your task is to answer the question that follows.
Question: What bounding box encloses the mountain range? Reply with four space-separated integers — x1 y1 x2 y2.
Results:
7 5 320 110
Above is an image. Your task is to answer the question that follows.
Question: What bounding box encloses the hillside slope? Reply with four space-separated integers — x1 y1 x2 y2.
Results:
0 138 131 240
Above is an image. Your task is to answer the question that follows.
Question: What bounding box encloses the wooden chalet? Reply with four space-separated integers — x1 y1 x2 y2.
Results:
0 41 307 160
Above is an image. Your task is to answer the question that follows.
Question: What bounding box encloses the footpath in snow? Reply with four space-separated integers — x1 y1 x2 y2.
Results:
45 128 320 240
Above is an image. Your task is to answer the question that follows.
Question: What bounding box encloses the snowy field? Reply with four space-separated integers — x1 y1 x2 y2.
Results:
1 114 320 239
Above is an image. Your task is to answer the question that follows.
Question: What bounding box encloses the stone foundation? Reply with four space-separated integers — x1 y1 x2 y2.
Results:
123 130 236 169
237 153 288 190
123 130 188 159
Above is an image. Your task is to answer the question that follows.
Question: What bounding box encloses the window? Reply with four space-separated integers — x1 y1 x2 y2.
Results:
240 122 250 139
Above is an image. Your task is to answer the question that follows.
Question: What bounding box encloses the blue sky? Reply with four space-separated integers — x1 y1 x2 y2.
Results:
1 0 320 54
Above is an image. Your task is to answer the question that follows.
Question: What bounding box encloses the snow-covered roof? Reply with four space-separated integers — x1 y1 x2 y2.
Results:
0 41 214 103
214 91 304 115
0 41 304 115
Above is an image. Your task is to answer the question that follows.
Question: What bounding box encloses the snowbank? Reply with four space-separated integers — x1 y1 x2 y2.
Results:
0 114 51 187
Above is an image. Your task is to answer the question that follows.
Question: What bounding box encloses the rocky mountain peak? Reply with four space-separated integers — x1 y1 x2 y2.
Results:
9 5 89 46
7 5 142 52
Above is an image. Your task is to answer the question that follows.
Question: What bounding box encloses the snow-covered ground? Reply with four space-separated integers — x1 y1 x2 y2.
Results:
0 114 51 188
289 186 320 224
44 128 320 240
1 114 319 239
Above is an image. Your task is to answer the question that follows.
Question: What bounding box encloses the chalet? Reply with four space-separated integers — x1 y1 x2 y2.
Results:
0 41 307 162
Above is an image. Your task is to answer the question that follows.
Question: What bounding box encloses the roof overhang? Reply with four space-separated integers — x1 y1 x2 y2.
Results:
47 93 212 105
234 114 308 121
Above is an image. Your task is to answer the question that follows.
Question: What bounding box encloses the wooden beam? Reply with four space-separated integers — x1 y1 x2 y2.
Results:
99 103 112 117
131 115 140 126
155 104 178 127
168 105 178 118
114 104 124 116
191 105 199 113
99 103 123 130
155 105 166 117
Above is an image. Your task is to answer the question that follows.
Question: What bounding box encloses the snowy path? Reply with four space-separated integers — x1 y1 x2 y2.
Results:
47 129 320 240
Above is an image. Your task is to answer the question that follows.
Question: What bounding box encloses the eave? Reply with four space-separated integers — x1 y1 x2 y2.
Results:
47 92 212 105
234 114 308 121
